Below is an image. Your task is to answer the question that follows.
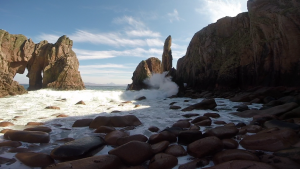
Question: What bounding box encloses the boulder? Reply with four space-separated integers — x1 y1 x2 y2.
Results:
104 130 129 145
172 120 190 128
187 136 223 158
75 100 85 105
204 126 239 139
203 160 276 169
264 119 300 130
45 155 125 169
94 126 115 133
260 154 300 169
151 141 170 154
0 122 14 127
116 134 148 146
148 131 177 144
89 115 142 129
191 116 210 124
280 106 300 120
240 129 298 152
178 130 202 145
24 126 52 133
213 149 259 164
109 141 153 165
203 113 220 118
170 105 181 110
241 125 262 133
16 152 54 167
4 130 49 143
181 99 217 111
0 141 21 147
45 106 60 110
51 136 105 161
222 139 238 149
72 119 93 127
178 158 209 169
274 147 300 162
148 126 159 132
149 153 178 169
164 144 187 157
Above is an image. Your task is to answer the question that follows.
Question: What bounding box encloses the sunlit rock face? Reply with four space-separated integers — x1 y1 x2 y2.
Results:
176 0 300 90
0 30 85 97
127 57 162 90
162 35 172 72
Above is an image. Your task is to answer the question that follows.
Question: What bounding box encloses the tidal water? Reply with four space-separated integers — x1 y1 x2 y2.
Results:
0 85 262 168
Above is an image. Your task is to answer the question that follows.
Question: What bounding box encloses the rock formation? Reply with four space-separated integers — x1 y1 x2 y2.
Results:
176 0 300 90
0 30 85 97
162 35 172 72
127 57 162 90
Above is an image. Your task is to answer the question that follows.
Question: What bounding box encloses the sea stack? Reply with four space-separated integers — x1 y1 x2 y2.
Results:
162 35 172 72
0 30 85 97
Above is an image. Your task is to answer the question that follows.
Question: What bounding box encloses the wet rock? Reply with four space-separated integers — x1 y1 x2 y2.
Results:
231 102 299 118
169 102 177 105
213 149 259 164
178 158 209 169
148 126 159 132
238 128 247 135
191 116 210 124
214 121 227 125
45 155 125 169
170 105 181 109
8 148 29 153
182 113 199 118
240 129 298 152
181 99 217 111
72 119 93 127
45 106 60 110
187 136 223 158
264 119 300 130
56 114 68 117
51 136 105 161
203 160 276 169
151 141 170 154
24 126 52 133
164 145 187 157
274 147 300 162
26 122 44 126
0 122 14 127
149 153 178 169
279 106 300 119
0 129 12 133
161 127 184 136
0 141 21 147
136 96 146 101
134 104 140 108
0 156 15 165
222 139 238 149
260 154 300 169
116 134 148 146
235 122 246 128
16 152 54 167
4 130 49 143
241 125 262 133
148 131 177 144
75 100 85 105
109 141 152 165
204 126 239 139
94 126 115 133
89 115 142 128
56 138 75 142
105 130 129 145
234 105 249 112
224 123 236 127
194 119 212 126
203 113 220 118
178 130 202 145
189 125 200 130
172 120 190 128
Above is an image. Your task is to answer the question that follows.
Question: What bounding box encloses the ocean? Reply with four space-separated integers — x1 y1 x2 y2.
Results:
0 83 262 168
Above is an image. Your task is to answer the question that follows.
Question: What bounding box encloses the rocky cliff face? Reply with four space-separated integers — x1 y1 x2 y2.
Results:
0 30 85 97
176 0 300 90
162 35 173 72
127 57 162 90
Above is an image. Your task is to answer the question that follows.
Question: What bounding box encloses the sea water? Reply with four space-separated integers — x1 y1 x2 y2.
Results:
0 84 262 169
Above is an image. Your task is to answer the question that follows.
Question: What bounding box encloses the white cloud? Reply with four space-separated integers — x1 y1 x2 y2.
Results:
125 30 161 38
74 47 162 60
37 34 60 43
146 38 164 47
196 0 245 23
113 16 145 29
167 9 181 23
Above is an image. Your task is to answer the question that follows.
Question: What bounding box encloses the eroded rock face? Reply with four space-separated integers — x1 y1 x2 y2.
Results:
176 0 300 90
0 30 85 97
162 35 172 72
127 57 162 90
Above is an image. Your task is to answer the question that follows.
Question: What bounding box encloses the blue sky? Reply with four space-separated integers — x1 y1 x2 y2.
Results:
2 0 247 85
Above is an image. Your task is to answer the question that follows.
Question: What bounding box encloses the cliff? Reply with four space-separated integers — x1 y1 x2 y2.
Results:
0 30 85 97
176 0 300 90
